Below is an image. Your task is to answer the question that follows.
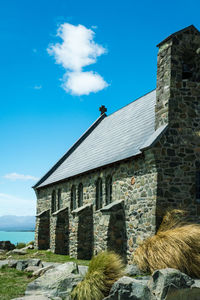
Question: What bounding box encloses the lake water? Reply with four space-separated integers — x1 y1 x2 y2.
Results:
0 231 35 245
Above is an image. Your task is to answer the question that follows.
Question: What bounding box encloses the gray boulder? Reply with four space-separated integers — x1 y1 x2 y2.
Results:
125 264 148 277
25 266 42 273
42 262 61 268
16 260 29 271
0 259 8 269
0 240 15 250
27 259 43 268
161 278 200 300
8 249 27 255
31 262 62 277
104 276 151 300
12 296 61 300
8 259 18 268
33 265 56 277
16 259 43 271
148 268 195 299
78 265 88 276
25 262 83 299
20 245 34 251
192 280 200 288
105 269 200 300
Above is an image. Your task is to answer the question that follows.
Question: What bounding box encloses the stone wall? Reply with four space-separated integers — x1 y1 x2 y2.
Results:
35 151 157 263
154 26 200 226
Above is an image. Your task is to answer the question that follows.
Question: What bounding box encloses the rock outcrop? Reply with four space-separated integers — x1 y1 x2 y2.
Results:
6 260 200 300
0 240 15 251
104 268 200 300
25 262 83 299
104 276 151 299
16 259 43 271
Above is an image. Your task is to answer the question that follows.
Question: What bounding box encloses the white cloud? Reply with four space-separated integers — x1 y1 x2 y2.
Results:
0 193 36 216
47 23 108 96
63 71 108 96
4 173 39 181
48 23 105 71
34 85 42 90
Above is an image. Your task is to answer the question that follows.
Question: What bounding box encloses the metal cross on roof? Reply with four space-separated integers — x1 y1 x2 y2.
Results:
99 105 107 115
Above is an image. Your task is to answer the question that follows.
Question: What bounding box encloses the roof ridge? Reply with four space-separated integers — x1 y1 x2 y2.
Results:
33 113 106 189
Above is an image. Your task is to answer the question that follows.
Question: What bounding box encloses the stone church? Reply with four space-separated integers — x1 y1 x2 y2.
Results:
34 25 200 263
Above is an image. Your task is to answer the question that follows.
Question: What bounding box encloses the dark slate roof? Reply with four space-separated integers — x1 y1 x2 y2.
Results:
34 89 164 189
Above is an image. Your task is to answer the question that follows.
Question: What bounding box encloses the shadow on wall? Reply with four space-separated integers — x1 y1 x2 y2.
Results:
37 210 50 250
77 205 94 260
107 207 127 263
54 208 70 255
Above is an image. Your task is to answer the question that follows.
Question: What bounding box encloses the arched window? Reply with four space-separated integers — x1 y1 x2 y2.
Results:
106 176 112 205
71 185 76 211
96 178 102 210
57 189 61 210
51 190 56 213
78 183 83 207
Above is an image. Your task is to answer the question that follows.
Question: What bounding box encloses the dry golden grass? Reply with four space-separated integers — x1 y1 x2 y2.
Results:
133 209 200 278
157 209 188 233
71 251 125 300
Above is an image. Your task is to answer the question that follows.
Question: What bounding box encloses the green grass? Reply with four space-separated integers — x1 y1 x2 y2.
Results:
0 249 90 299
16 242 26 249
0 266 33 300
0 249 90 266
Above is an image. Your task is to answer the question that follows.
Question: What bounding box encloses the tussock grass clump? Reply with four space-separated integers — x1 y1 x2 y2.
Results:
71 251 125 300
133 209 200 278
157 209 188 233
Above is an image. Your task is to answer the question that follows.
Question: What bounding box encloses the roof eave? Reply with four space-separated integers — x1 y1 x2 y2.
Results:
140 124 168 151
33 113 107 189
35 152 143 190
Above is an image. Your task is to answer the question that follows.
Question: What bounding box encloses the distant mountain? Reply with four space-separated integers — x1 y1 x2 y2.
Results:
0 215 35 231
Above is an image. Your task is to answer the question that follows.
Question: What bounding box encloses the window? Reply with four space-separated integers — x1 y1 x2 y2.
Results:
182 63 193 80
71 185 76 211
196 171 200 200
51 190 56 213
57 189 61 210
96 178 102 210
106 176 112 205
182 50 194 80
78 183 83 207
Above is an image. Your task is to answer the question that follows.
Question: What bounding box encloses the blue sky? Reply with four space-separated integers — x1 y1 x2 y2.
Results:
0 0 200 216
